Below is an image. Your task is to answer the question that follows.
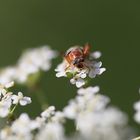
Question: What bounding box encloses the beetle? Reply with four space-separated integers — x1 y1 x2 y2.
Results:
64 44 90 69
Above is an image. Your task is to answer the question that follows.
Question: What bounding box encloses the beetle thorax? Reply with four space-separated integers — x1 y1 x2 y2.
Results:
68 49 83 60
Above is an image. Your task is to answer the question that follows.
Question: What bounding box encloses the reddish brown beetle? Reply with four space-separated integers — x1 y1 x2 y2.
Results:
64 44 90 69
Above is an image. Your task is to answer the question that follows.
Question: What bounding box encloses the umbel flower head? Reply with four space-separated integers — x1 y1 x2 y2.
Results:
63 86 134 140
0 81 31 118
55 44 106 88
0 86 134 140
0 46 57 85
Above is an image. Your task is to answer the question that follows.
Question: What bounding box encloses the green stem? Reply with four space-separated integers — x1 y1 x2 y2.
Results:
10 104 18 115
7 104 18 124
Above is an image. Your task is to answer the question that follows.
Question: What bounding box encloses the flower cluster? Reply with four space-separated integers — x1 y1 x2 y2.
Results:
0 81 31 118
55 45 106 88
63 86 133 140
0 86 134 140
0 46 57 85
0 106 65 140
0 113 39 140
0 45 136 140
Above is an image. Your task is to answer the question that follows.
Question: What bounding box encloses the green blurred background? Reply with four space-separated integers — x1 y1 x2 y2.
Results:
0 0 140 130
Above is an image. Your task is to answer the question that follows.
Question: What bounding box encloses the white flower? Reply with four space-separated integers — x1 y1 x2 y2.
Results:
0 87 7 98
134 101 140 111
88 61 106 78
0 82 31 118
35 107 65 140
70 77 85 88
0 89 13 118
35 117 46 128
133 90 140 124
63 101 77 119
77 86 100 95
76 107 131 140
63 86 134 140
51 111 65 123
0 46 57 84
0 98 12 117
55 61 67 77
90 51 102 59
11 92 31 106
4 81 14 89
41 106 55 119
134 111 140 123
134 100 140 123
0 81 14 98
63 86 110 120
35 122 65 140
11 113 39 136
0 89 134 140
55 45 106 88
0 67 16 85
0 126 33 140
18 46 57 72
